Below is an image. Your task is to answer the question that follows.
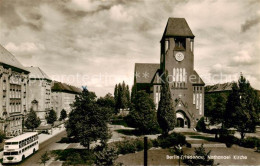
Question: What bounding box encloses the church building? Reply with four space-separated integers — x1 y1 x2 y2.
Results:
134 18 205 128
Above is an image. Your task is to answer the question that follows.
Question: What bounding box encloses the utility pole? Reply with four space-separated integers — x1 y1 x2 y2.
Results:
144 136 148 166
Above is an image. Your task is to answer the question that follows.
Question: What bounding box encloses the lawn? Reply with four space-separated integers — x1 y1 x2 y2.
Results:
189 135 217 142
111 119 128 127
116 145 260 165
115 129 142 136
51 148 96 165
180 132 201 136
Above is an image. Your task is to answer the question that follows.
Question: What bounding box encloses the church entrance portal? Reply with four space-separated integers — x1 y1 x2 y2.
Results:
176 110 190 128
177 118 184 127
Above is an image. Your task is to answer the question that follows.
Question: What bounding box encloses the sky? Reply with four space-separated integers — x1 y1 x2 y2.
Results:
0 0 260 96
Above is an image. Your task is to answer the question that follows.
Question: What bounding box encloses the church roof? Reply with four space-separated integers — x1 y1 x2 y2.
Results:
192 70 205 85
205 82 233 93
51 81 82 94
26 67 51 81
134 63 159 84
0 44 29 73
162 18 195 39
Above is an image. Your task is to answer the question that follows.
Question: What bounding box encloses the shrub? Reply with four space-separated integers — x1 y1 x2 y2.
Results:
0 131 6 143
52 149 95 164
151 139 160 147
240 137 260 148
196 117 206 132
183 144 214 166
186 142 192 148
95 146 118 166
218 135 238 148
158 132 187 149
113 137 153 155
256 142 260 152
57 137 79 143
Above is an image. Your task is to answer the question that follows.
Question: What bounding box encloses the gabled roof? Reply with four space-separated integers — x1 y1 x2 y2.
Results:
26 67 51 81
162 18 195 40
134 63 159 84
52 81 82 94
205 82 233 93
0 44 29 73
191 70 205 85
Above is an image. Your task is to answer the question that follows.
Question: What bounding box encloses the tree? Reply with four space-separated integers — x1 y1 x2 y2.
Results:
114 81 131 113
46 109 57 125
114 84 118 113
157 72 176 136
127 91 159 134
40 151 50 166
204 95 215 118
66 89 111 149
59 109 67 121
25 109 41 131
126 85 131 107
183 144 214 166
120 81 128 109
131 84 137 104
196 117 206 132
225 75 259 139
97 93 115 120
209 95 226 127
97 93 115 109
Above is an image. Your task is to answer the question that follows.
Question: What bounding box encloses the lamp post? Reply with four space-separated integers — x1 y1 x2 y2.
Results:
144 136 148 166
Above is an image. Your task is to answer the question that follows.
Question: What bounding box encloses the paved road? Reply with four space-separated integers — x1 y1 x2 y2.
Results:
16 130 67 166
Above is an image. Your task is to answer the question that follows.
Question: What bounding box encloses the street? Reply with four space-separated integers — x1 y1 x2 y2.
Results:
17 130 67 166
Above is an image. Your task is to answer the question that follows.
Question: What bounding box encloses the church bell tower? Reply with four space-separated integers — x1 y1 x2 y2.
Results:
159 18 205 128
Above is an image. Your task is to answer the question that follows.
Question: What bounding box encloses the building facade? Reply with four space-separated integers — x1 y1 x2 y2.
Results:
51 81 81 118
134 18 205 128
0 45 30 136
26 67 52 124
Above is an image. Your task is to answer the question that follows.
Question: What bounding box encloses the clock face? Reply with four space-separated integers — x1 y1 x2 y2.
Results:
175 52 184 62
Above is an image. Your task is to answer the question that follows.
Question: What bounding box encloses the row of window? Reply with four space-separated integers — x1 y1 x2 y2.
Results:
193 86 203 92
21 141 38 153
173 68 187 83
163 38 194 53
193 93 203 115
19 135 38 148
10 120 21 127
4 141 38 156
9 102 22 113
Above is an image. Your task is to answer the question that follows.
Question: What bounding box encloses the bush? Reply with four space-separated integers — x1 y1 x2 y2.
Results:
52 149 96 165
240 137 260 148
0 131 6 143
57 137 79 143
158 132 187 149
95 146 118 166
113 137 153 155
151 139 160 147
196 117 206 132
219 135 239 146
183 144 214 166
111 117 128 127
186 142 192 148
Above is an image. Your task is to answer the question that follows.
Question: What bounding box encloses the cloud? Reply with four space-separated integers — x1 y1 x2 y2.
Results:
0 0 260 96
241 16 260 32
4 42 45 53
